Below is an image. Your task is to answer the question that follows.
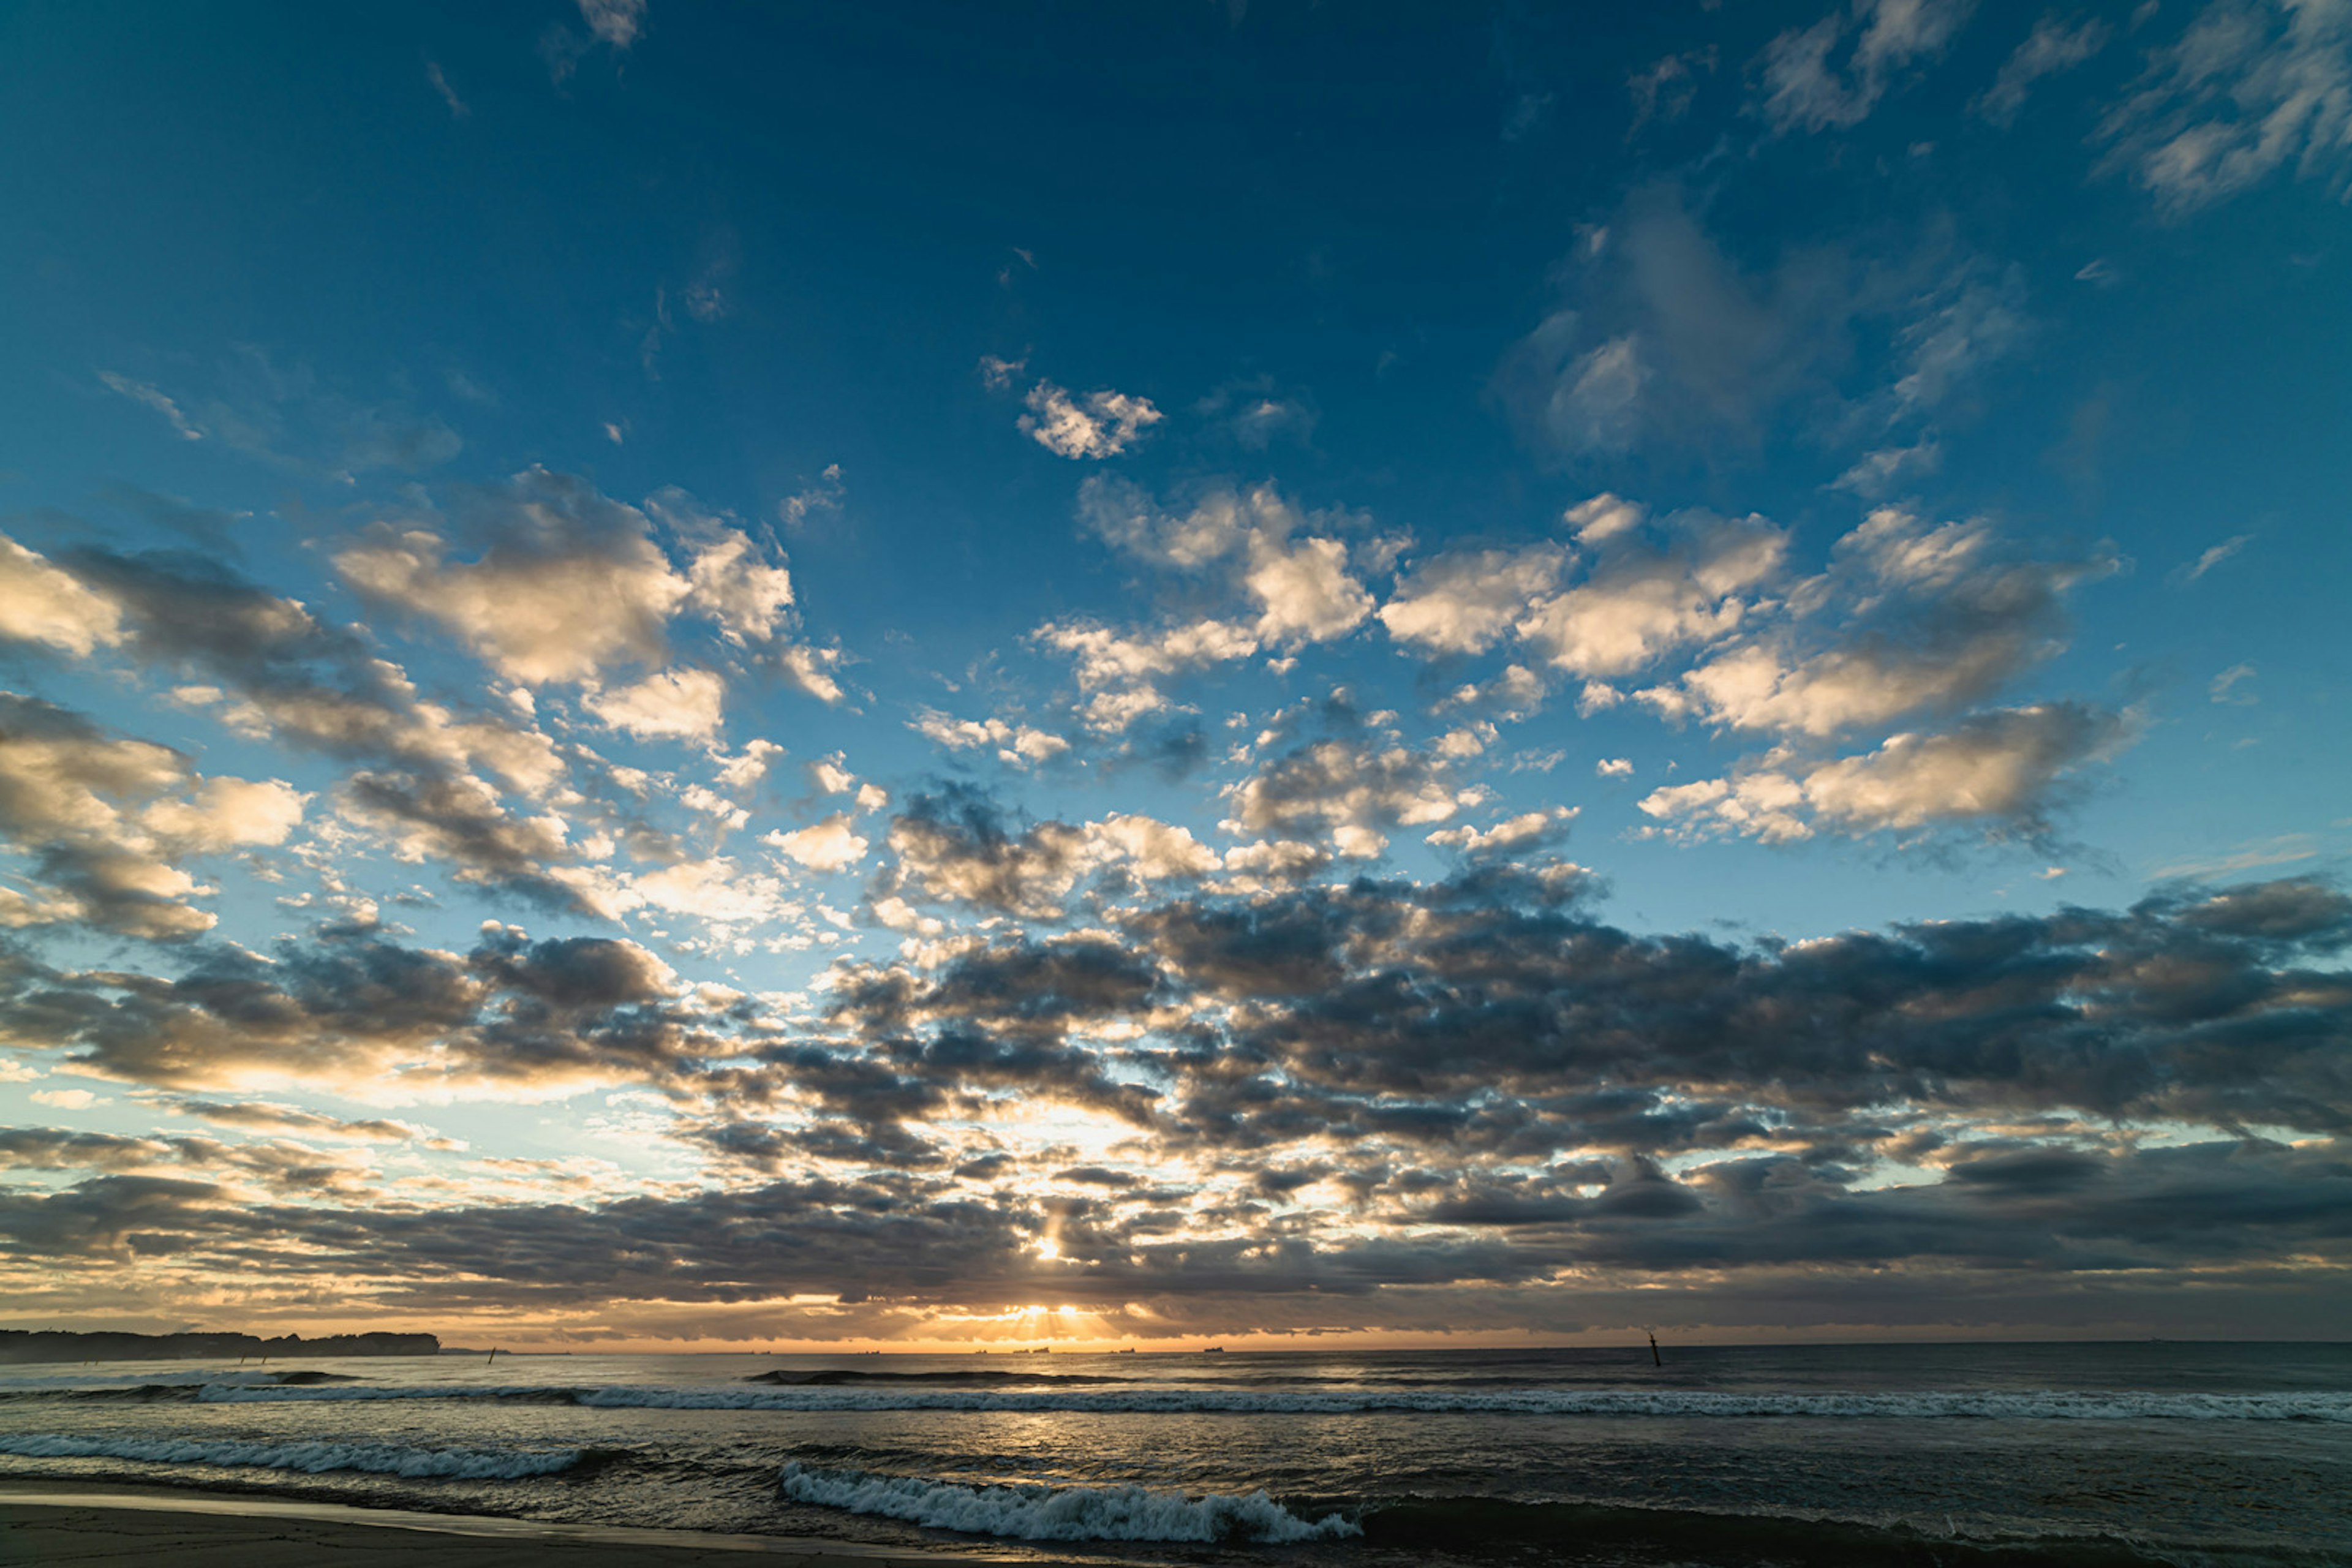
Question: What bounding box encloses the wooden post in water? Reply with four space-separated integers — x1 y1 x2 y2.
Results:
486 1346 498 1367
1648 1330 1661 1367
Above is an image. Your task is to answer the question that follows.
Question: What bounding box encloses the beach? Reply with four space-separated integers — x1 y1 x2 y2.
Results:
0 1486 1047 1566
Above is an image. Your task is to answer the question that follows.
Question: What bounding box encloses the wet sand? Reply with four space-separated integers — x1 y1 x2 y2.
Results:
0 1485 1054 1566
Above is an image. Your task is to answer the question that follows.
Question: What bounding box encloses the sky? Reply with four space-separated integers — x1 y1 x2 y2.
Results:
0 0 2347 1350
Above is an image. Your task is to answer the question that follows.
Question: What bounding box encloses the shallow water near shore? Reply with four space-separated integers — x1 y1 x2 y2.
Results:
1 1342 2346 1567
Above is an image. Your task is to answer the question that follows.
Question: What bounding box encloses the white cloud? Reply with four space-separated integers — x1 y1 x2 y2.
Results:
97 372 205 441
0 695 304 940
578 0 646 48
1759 0 1977 134
141 777 306 851
1564 492 1646 543
1640 703 2133 842
1597 758 1634 778
30 1089 103 1110
1834 439 1943 497
912 710 1072 766
1893 276 2029 413
1426 807 1575 853
585 668 728 741
715 739 785 794
1517 514 1786 677
1379 545 1567 654
1035 617 1260 733
1225 738 1462 855
683 533 794 644
1659 508 2106 739
776 644 845 705
336 472 688 685
2210 662 2258 704
1975 13 2111 126
426 59 470 119
2100 0 2352 214
2177 533 2251 582
1245 530 1372 643
0 537 127 656
1020 380 1164 459
1088 813 1220 880
766 813 872 872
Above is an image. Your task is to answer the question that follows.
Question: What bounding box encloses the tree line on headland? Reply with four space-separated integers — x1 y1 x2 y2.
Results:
0 1329 440 1362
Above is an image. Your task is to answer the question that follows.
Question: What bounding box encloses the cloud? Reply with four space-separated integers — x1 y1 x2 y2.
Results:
911 710 1071 766
1425 807 1576 855
777 464 844 530
1039 480 1378 731
2210 662 2258 704
425 59 470 119
1657 508 2110 739
2176 533 2251 582
766 813 872 873
1833 438 1943 497
578 0 647 49
0 538 127 657
105 351 460 478
1498 188 2020 461
1225 736 1462 858
1975 13 2112 126
0 693 303 940
1757 0 1977 134
584 668 727 741
2099 0 2352 214
1496 190 1859 457
12 534 616 913
1379 545 1567 655
1019 381 1164 459
4 862 2347 1333
1640 701 2134 842
336 469 690 684
1627 49 1715 134
0 919 718 1099
160 1098 450 1144
885 786 1095 918
97 372 205 441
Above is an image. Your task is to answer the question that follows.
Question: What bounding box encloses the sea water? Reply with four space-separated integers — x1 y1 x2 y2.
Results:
1 1343 2346 1565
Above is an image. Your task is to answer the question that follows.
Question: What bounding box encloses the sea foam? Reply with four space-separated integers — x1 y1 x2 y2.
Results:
777 1460 1360 1542
0 1433 583 1479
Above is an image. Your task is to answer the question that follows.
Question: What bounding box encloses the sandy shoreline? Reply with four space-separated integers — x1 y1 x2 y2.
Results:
0 1483 1067 1566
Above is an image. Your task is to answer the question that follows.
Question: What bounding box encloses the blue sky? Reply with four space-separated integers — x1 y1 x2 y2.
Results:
1 0 2347 1347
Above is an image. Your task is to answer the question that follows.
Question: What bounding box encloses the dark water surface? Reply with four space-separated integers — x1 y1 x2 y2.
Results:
1 1343 2345 1566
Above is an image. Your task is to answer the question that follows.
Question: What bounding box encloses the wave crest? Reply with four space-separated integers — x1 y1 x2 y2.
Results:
0 1433 583 1479
777 1460 1359 1543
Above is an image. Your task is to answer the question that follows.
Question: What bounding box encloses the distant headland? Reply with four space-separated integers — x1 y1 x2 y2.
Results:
0 1330 439 1363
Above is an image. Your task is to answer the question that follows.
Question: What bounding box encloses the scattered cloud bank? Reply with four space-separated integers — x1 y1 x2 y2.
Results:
4 868 2342 1336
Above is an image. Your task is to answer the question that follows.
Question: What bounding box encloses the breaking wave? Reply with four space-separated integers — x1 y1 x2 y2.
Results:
0 1433 584 1479
777 1460 1359 1543
195 1383 2352 1422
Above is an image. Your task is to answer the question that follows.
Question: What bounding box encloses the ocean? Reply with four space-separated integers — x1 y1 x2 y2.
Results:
1 1343 2346 1566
